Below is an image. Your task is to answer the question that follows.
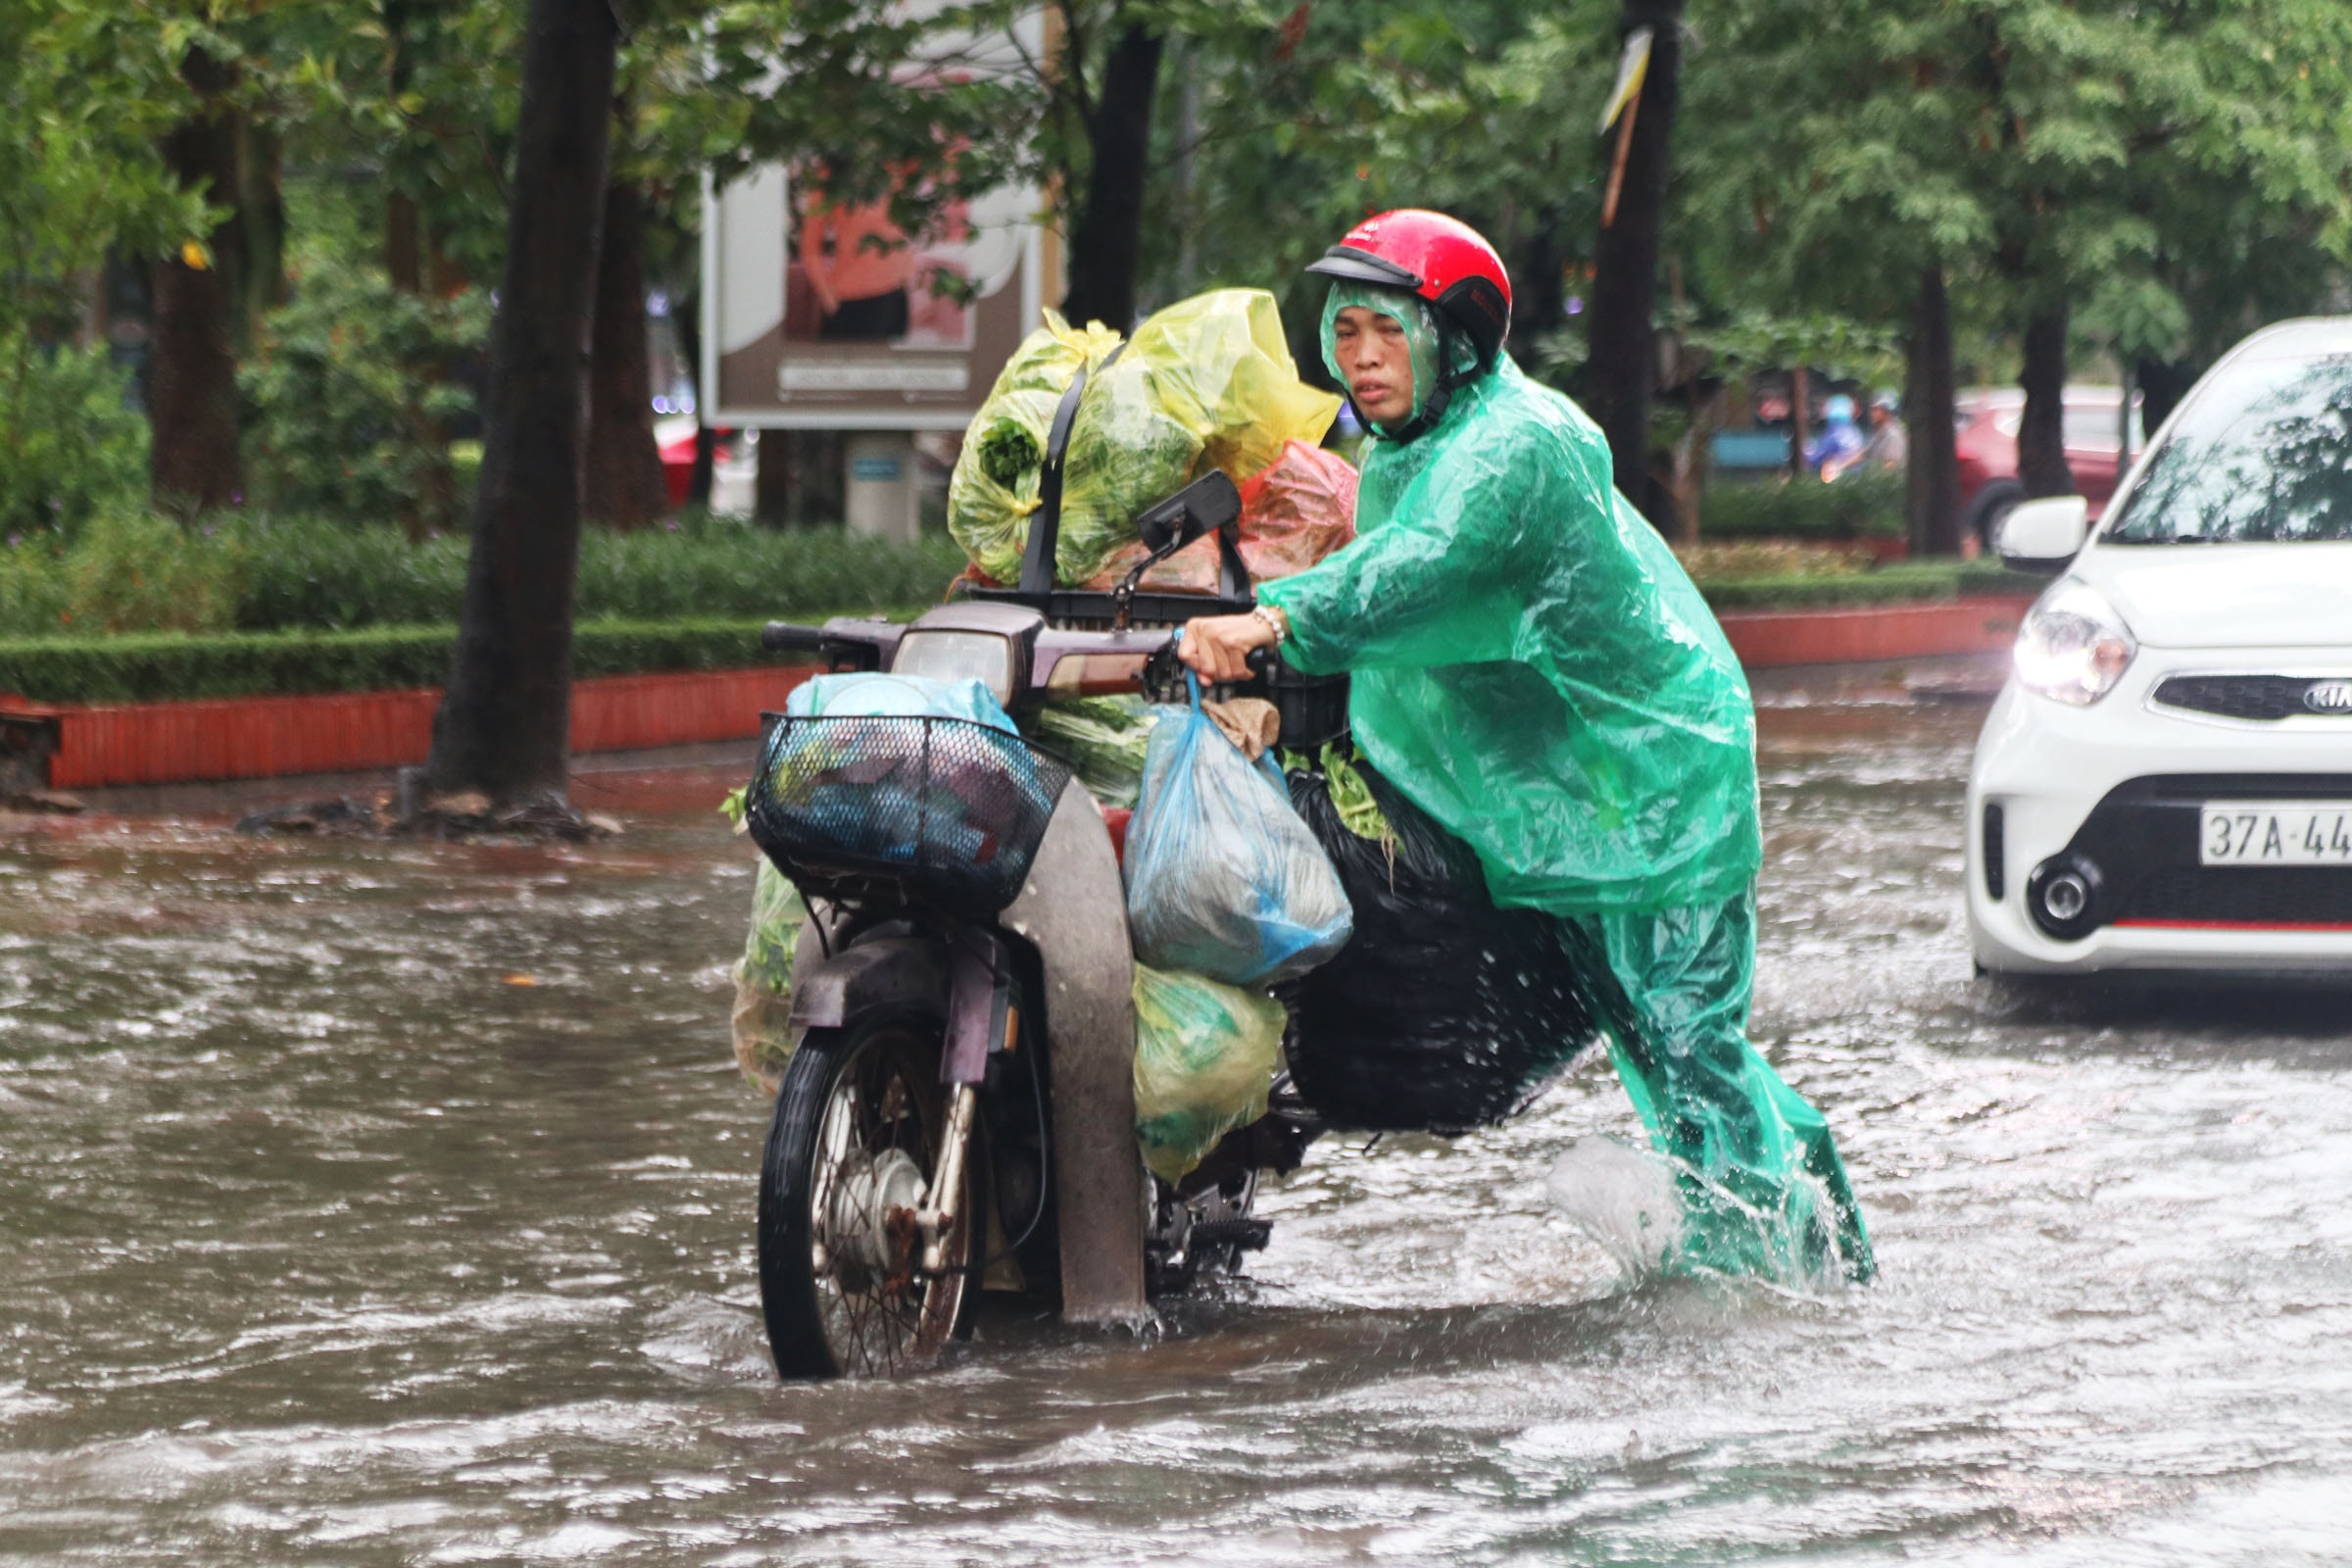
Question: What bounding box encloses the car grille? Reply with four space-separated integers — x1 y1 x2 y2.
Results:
2117 867 2352 926
2152 673 2352 721
2038 774 2352 936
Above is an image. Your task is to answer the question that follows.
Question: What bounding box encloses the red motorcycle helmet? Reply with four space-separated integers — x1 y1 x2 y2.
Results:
1308 209 1513 368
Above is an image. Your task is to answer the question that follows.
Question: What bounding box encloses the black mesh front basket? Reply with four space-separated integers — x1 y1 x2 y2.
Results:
745 715 1074 915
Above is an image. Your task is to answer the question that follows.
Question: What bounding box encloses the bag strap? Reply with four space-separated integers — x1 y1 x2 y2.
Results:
1021 341 1129 596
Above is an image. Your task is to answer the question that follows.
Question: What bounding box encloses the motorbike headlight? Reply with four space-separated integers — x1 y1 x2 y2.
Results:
889 630 1018 707
2014 578 2136 706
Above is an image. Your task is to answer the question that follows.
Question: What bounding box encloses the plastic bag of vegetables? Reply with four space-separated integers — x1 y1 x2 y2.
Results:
947 291 1341 588
1024 693 1159 808
1131 962 1285 1183
1124 672 1352 986
948 313 1124 585
730 859 806 1096
1083 439 1360 594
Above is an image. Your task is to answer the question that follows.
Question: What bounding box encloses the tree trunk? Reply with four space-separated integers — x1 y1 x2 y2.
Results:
149 47 246 511
1059 24 1162 331
1788 366 1809 477
1510 210 1568 376
2017 304 2074 498
754 431 792 523
416 0 618 810
1904 264 1961 556
1582 0 1684 525
239 121 288 339
2134 356 2199 436
583 177 670 528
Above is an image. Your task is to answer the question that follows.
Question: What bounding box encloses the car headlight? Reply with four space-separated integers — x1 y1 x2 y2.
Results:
2014 578 2136 706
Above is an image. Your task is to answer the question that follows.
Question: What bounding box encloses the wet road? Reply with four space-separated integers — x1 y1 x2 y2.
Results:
3 701 2349 1565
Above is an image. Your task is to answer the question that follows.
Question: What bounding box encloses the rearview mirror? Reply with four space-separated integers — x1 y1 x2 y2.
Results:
1996 496 2090 574
1136 471 1243 554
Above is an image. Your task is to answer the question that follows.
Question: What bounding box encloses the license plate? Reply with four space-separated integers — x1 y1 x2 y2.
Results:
2200 803 2352 865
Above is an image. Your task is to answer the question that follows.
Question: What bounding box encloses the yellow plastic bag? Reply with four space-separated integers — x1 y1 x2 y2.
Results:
947 292 1341 588
1126 289 1342 483
1131 962 1285 1184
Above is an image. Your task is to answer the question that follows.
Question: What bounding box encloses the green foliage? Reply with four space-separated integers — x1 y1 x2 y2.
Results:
59 508 245 634
0 0 207 345
0 512 967 638
569 516 967 623
0 0 200 538
1701 472 1907 542
240 269 490 531
0 532 70 637
0 338 149 537
227 514 469 630
0 617 817 704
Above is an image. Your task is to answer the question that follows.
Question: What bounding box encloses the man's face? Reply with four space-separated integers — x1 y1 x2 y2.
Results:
1330 304 1417 426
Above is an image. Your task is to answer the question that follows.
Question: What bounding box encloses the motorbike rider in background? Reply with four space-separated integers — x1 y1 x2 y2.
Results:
1181 210 1874 1286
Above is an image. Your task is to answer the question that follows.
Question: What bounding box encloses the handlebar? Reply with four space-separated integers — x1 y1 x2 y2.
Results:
761 621 831 653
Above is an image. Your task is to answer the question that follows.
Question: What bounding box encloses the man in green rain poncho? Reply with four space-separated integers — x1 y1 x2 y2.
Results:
1180 210 1874 1286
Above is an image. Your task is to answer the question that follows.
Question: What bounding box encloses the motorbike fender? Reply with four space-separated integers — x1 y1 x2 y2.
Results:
1004 778 1150 1329
786 934 950 1033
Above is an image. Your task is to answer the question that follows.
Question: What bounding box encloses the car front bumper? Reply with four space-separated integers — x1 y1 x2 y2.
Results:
1966 648 2352 974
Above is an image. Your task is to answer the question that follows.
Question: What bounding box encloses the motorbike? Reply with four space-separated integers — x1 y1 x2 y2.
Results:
742 386 1352 1378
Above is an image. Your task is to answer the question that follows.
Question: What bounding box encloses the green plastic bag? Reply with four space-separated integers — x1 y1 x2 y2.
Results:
948 313 1125 585
730 859 805 1096
1131 963 1284 1184
947 292 1340 588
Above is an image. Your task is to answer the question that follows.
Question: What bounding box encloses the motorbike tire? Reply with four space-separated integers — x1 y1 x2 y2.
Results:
757 1013 974 1379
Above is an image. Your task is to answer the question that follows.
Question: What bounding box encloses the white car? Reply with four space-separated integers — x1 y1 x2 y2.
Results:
1966 318 2352 975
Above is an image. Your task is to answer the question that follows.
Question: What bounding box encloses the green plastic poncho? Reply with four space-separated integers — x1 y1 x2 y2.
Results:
1258 282 1873 1286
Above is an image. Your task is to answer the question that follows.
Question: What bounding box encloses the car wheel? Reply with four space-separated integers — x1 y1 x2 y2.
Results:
1966 479 2026 551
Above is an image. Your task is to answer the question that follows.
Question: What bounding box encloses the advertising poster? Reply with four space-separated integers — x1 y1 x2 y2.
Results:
700 13 1049 430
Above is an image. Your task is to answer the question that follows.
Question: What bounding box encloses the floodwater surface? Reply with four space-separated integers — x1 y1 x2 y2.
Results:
3 707 2350 1565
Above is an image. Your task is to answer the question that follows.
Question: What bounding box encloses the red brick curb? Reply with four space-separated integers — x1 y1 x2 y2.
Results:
1717 594 2034 669
3 664 819 791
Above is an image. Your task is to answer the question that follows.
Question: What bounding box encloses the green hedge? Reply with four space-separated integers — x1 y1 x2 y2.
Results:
0 617 833 704
1700 470 1906 540
0 512 969 640
1698 561 2040 611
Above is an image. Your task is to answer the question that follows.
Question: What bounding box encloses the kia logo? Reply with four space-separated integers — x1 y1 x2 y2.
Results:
2306 679 2352 713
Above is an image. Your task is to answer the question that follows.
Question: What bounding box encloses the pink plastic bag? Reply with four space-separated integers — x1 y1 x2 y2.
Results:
1083 441 1359 594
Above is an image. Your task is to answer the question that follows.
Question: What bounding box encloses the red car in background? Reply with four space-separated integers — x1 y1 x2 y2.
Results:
1954 385 2145 546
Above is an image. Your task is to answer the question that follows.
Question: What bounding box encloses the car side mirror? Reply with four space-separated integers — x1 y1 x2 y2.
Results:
1995 496 2090 574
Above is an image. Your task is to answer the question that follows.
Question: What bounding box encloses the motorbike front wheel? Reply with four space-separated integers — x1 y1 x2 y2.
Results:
757 1014 973 1378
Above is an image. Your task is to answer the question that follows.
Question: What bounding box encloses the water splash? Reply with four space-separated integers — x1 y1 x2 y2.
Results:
1543 1136 1684 1280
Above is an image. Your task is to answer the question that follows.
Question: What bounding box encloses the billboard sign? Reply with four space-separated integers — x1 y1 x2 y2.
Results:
699 14 1049 430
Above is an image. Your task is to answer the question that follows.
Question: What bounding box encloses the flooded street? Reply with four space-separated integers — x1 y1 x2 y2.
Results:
4 699 2350 1566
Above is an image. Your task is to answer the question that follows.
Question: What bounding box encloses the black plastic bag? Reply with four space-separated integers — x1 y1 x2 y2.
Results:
1284 760 1605 1133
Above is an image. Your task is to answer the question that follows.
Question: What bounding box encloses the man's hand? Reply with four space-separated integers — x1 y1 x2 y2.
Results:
1178 612 1279 683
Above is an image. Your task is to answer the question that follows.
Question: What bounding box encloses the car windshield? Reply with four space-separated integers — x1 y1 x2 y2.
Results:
2105 354 2352 543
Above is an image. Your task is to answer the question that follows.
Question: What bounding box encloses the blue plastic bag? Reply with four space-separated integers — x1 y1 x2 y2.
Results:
784 673 1018 731
1124 672 1353 985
